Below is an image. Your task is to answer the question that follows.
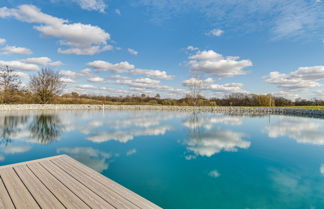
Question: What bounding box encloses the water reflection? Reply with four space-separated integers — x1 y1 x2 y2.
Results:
0 111 63 145
269 168 324 207
29 114 63 144
183 112 250 158
57 147 111 172
0 115 29 145
264 117 324 145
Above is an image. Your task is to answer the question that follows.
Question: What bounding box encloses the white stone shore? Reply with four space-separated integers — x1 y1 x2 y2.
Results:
0 104 324 116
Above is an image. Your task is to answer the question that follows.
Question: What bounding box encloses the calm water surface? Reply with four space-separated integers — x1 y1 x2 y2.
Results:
1 110 324 209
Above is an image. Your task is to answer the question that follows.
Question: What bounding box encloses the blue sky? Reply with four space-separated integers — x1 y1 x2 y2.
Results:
1 0 324 99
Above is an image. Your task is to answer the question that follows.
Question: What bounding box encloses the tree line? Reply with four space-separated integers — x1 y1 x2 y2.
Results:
0 65 323 106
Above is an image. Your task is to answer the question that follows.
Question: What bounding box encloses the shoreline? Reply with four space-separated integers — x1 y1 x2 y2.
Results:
0 104 324 116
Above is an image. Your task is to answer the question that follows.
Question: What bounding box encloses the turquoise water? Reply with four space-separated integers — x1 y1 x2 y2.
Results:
1 110 324 209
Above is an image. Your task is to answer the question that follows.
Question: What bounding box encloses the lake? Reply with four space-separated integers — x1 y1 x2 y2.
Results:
1 110 324 209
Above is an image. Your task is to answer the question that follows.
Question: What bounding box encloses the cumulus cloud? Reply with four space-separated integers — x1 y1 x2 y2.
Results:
1 46 32 55
23 57 63 66
4 146 31 154
60 77 75 83
78 84 97 89
57 147 111 172
264 117 324 145
0 56 62 71
128 48 138 55
0 38 6 45
87 60 135 73
183 114 242 130
183 77 247 95
207 29 224 37
188 50 252 77
185 129 250 157
87 125 172 143
88 76 105 83
130 69 174 80
0 60 40 71
59 69 94 79
113 77 185 95
0 4 111 55
265 66 324 92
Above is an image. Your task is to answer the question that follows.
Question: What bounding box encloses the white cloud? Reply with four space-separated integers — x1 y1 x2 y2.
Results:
186 45 199 51
72 0 106 12
60 77 75 83
321 164 324 176
23 57 63 66
4 146 31 154
207 28 224 37
265 66 324 92
59 69 93 78
126 149 137 156
87 60 135 73
0 38 6 45
78 84 97 89
188 50 252 77
88 76 104 83
128 48 138 55
87 126 172 143
1 46 32 55
208 169 220 178
183 114 242 130
0 5 111 55
185 129 250 157
15 71 30 79
264 117 324 145
183 77 247 95
130 69 174 80
0 60 40 71
57 147 111 172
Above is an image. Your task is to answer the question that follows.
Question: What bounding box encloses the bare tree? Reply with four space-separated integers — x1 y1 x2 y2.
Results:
0 65 21 103
29 68 65 104
187 74 203 106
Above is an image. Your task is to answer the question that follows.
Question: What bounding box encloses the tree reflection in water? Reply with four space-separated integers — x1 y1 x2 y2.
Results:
29 114 63 144
0 115 29 145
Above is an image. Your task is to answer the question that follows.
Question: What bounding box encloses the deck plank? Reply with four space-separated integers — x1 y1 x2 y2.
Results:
0 167 40 209
0 155 161 209
0 177 15 209
14 164 65 209
52 157 140 209
28 162 90 209
39 160 115 209
62 156 161 209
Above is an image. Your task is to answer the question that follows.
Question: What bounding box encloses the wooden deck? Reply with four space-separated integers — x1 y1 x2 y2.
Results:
0 155 161 209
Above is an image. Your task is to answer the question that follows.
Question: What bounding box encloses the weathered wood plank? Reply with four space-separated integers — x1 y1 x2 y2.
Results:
39 160 115 209
0 167 40 209
28 162 90 209
0 177 15 209
52 157 140 209
14 165 65 209
0 155 161 209
62 156 161 209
